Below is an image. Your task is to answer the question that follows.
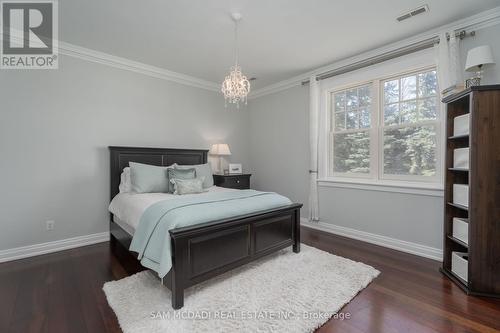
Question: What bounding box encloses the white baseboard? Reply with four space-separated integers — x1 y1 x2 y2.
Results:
301 218 442 261
0 221 442 263
0 232 110 263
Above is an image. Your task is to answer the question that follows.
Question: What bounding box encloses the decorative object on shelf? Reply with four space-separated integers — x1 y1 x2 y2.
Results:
453 147 469 169
464 45 496 87
464 77 480 89
452 218 469 245
453 114 469 136
441 84 465 98
221 12 251 108
453 184 469 208
228 163 242 174
209 143 231 173
451 252 469 282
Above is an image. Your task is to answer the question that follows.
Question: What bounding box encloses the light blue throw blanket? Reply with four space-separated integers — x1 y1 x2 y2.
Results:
129 190 292 278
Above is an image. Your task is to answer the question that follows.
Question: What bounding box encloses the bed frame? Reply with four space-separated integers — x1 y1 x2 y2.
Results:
109 146 302 309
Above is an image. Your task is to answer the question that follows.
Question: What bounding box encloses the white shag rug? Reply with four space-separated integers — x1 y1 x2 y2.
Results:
103 244 379 333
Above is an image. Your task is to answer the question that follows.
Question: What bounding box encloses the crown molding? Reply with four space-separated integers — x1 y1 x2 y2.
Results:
57 41 221 92
0 30 220 92
249 6 500 100
249 75 309 99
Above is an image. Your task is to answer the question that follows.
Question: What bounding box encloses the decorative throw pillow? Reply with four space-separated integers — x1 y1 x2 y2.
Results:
129 162 175 193
119 167 131 193
170 177 206 195
175 163 214 188
167 167 196 193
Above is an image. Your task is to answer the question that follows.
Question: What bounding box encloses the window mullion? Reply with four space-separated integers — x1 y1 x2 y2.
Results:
372 79 380 181
379 79 385 181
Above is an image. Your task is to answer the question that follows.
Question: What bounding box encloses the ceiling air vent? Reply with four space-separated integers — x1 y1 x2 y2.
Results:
397 4 429 22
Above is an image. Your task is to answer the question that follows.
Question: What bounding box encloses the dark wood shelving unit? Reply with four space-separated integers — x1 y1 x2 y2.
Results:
446 235 468 249
446 202 468 211
441 268 468 290
440 85 500 298
447 168 469 172
447 134 469 140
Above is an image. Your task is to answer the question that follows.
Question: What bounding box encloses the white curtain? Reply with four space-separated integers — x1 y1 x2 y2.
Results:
308 75 320 222
435 31 463 90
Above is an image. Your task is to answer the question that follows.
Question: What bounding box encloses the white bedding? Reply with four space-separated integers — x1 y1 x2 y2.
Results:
109 186 236 234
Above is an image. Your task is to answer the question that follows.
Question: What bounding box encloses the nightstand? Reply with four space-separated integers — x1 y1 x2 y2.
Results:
213 174 251 189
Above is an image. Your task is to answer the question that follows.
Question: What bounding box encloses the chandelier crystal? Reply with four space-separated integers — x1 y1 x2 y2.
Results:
222 65 250 107
221 13 250 108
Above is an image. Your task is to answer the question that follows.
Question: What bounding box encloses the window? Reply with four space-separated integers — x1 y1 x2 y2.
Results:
382 70 438 179
328 68 440 184
331 84 372 176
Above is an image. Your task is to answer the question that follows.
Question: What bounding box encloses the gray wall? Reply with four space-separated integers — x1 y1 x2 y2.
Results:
2 23 499 253
0 55 250 250
248 23 500 251
248 85 310 217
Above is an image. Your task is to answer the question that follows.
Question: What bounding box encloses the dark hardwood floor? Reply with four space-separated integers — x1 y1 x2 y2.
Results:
1 226 499 333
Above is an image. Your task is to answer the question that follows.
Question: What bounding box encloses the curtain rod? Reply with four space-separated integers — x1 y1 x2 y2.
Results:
301 29 475 85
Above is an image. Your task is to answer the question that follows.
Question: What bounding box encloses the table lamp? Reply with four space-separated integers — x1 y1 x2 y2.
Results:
465 45 495 87
209 143 231 173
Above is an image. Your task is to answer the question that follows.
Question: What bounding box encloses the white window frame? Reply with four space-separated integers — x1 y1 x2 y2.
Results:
329 81 375 180
318 49 444 195
377 67 442 183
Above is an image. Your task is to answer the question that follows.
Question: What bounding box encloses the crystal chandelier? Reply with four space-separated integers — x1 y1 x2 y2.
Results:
221 13 250 108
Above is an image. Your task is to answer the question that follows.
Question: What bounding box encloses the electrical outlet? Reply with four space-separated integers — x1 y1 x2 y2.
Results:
46 220 55 231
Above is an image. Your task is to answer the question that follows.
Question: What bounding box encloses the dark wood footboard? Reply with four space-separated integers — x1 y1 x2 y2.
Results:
110 204 302 309
166 204 302 309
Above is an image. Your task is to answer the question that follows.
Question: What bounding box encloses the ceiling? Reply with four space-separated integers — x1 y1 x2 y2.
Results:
60 0 500 90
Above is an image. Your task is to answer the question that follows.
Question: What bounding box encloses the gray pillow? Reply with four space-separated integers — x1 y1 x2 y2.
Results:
167 168 196 193
170 177 206 195
175 163 214 188
129 162 173 193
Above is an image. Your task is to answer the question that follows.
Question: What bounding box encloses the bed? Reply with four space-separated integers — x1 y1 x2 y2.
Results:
108 146 302 309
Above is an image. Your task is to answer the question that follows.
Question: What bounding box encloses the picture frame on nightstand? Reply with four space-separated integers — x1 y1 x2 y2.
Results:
228 163 242 174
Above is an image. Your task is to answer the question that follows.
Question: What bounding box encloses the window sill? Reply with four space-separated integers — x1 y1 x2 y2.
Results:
317 178 444 197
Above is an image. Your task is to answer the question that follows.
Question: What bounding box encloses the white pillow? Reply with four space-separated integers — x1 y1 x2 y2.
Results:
119 167 131 193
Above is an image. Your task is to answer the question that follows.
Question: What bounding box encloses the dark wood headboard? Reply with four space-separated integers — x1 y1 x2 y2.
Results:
109 146 208 200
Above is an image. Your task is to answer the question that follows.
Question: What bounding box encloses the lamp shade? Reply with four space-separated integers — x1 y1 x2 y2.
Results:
465 45 495 72
209 143 231 156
